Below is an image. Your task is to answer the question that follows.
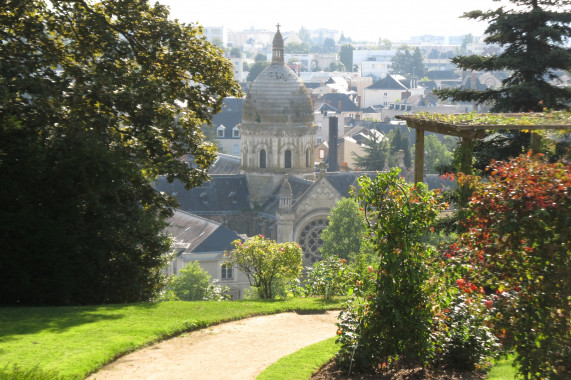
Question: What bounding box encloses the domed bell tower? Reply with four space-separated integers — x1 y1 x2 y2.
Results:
240 24 316 206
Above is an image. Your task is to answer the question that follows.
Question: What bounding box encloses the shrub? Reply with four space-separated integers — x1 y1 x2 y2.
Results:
450 154 570 379
162 261 229 301
336 169 445 372
228 235 302 299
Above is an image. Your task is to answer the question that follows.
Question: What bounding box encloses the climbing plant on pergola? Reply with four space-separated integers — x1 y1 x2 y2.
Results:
396 111 571 184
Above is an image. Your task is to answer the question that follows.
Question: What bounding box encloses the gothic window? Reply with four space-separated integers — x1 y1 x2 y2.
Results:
306 148 310 168
285 149 292 169
259 149 266 169
298 218 329 266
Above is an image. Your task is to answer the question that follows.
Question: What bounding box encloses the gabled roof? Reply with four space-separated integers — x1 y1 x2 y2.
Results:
320 93 360 112
154 175 250 214
166 210 240 254
261 176 313 216
367 75 408 90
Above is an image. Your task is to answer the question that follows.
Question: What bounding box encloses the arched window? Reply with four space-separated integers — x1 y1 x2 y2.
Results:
259 149 266 169
285 149 292 169
305 148 310 168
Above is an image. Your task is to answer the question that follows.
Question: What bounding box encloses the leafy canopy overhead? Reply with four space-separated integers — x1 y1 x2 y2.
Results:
1 0 241 190
0 0 241 305
435 0 571 112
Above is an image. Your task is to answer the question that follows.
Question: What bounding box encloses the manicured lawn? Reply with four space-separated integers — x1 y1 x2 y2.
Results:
0 298 342 379
257 337 339 380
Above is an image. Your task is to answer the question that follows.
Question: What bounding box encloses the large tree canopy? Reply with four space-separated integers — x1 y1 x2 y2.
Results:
0 0 241 305
435 0 571 112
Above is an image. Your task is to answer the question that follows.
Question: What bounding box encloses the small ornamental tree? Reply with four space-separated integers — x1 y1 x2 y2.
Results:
228 235 302 299
337 169 445 371
451 154 571 379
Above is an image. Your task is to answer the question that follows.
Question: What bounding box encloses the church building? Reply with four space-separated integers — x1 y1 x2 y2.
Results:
155 25 370 269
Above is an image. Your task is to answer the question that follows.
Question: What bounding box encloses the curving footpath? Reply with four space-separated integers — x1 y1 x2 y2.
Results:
87 310 339 380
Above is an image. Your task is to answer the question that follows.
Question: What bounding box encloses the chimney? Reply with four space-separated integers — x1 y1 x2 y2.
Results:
338 100 343 112
327 117 339 172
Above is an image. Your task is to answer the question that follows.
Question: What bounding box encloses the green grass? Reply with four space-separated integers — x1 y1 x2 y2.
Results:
257 341 518 380
486 355 517 379
0 298 342 379
257 336 339 380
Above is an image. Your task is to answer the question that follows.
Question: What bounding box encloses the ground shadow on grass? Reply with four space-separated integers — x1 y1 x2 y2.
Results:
0 302 160 339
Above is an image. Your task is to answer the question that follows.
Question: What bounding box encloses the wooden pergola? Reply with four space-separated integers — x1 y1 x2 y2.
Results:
396 111 571 184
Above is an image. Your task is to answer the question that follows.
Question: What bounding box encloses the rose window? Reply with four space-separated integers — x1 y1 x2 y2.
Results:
298 218 328 266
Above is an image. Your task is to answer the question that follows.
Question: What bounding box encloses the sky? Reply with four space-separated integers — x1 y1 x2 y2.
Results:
157 0 505 42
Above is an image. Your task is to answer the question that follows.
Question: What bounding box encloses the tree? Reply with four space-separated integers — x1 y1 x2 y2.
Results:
339 44 354 72
229 47 242 58
434 1 571 112
379 38 393 50
390 46 425 77
320 198 367 261
424 135 453 174
451 154 571 378
284 42 309 54
389 127 412 168
254 53 267 62
323 38 336 53
228 235 302 299
0 0 240 305
328 61 345 72
298 26 312 46
352 131 389 171
163 261 227 301
246 61 269 82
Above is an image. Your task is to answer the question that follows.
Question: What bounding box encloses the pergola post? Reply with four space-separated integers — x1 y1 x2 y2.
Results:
459 136 474 206
459 136 474 176
414 128 425 184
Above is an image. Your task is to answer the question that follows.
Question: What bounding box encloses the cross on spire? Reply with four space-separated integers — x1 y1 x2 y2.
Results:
276 23 281 32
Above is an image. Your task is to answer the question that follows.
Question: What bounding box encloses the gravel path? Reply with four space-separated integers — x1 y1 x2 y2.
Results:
87 310 339 380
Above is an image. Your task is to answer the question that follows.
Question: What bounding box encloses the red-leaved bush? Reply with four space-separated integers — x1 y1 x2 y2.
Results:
450 153 570 379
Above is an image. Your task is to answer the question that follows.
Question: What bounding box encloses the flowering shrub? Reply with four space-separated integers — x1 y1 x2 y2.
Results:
336 169 445 372
228 235 302 299
432 292 500 371
449 154 570 379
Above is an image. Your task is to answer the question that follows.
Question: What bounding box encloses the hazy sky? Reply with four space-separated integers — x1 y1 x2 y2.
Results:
157 0 505 42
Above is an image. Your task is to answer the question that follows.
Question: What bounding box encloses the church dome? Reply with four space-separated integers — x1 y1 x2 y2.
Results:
242 25 313 126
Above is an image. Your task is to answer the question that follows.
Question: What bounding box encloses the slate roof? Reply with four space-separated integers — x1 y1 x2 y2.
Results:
154 175 250 214
166 210 240 254
320 93 360 112
209 154 241 175
212 97 243 140
261 176 313 217
367 75 407 90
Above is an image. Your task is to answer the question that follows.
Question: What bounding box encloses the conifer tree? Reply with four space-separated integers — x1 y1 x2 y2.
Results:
435 0 571 112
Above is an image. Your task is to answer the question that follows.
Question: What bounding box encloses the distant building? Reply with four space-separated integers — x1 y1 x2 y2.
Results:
204 26 227 46
165 210 250 300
